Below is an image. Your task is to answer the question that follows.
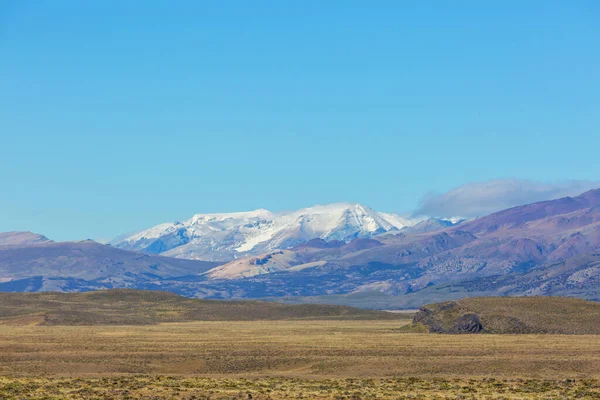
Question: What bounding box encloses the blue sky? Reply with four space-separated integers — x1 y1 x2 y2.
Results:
1 1 599 241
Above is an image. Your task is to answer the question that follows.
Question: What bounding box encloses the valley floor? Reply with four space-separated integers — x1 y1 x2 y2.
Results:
1 320 600 398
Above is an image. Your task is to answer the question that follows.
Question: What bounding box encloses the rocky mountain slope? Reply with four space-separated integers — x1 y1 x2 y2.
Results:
114 203 429 261
180 189 600 304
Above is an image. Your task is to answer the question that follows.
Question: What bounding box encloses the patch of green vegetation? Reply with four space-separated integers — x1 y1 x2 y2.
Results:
396 321 429 333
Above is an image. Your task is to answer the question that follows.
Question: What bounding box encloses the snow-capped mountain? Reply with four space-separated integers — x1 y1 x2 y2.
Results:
114 203 425 261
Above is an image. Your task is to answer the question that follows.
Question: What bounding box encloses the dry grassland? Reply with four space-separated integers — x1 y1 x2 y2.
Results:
1 319 599 398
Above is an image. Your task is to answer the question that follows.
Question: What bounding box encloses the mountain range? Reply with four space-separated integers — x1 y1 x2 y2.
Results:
193 189 600 307
113 203 456 261
1 189 599 308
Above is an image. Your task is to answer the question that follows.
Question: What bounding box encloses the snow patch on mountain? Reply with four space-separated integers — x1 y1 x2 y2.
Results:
114 203 446 261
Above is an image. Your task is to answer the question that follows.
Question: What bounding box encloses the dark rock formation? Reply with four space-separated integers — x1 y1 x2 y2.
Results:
452 313 483 333
412 302 484 334
409 296 600 334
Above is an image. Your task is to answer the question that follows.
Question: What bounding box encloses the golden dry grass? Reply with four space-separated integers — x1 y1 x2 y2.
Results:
2 320 600 378
0 290 402 325
1 320 600 398
1 376 599 399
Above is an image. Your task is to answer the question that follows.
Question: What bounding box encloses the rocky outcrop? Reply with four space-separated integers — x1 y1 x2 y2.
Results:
413 301 483 333
409 296 600 334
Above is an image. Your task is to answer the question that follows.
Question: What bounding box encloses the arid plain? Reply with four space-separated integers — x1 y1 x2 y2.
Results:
2 318 600 399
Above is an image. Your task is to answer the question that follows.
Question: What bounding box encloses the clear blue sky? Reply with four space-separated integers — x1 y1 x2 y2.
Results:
1 1 599 241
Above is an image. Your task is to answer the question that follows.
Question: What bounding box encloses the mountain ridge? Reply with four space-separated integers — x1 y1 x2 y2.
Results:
0 240 219 293
114 203 455 262
1 189 599 308
186 189 600 304
0 231 52 247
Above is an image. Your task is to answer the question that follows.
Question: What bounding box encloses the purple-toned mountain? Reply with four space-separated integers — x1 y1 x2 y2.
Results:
190 189 600 306
454 188 600 235
0 238 218 292
0 231 52 247
1 190 599 308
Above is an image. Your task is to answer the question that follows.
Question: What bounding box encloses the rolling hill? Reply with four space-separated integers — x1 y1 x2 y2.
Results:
0 239 219 292
409 296 600 334
0 289 403 325
0 231 52 246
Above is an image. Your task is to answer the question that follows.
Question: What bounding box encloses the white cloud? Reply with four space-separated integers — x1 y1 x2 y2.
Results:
414 179 600 218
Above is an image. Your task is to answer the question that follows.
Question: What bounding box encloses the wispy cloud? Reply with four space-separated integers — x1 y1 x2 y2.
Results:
414 179 600 218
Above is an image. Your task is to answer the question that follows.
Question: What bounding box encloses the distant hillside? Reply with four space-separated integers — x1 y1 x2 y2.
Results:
410 296 600 334
0 240 219 292
1 189 599 308
0 231 52 246
0 289 403 325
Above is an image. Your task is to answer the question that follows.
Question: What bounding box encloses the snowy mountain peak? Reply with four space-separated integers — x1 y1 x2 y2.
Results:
190 208 273 223
114 203 443 261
